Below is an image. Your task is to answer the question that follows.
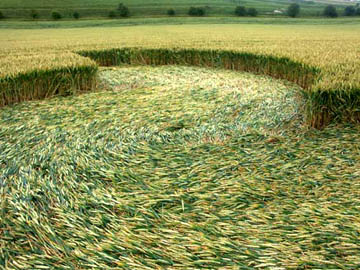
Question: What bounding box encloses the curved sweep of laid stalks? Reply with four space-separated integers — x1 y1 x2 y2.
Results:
78 48 319 90
77 47 360 129
2 66 360 269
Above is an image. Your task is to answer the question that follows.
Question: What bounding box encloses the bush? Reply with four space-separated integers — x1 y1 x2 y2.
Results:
287 3 300 17
0 11 4 20
51 11 62 20
344 6 356 16
167 9 176 16
323 5 338 17
356 8 360 16
109 10 117 18
247 8 258 17
118 3 130 17
30 10 39 19
188 7 205 16
235 6 247 16
73 11 80 19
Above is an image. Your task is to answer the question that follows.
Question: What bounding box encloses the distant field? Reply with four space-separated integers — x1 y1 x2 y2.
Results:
0 0 356 18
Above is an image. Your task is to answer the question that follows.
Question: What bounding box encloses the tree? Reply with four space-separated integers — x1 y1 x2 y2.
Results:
197 8 205 16
118 3 130 17
0 11 4 20
247 8 258 17
235 6 247 16
287 3 300 18
30 10 39 19
188 7 205 16
51 11 62 20
344 6 356 16
109 10 117 18
356 8 360 16
73 11 80 19
167 9 176 16
323 5 338 17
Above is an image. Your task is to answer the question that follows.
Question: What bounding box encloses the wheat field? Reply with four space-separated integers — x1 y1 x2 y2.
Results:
1 24 359 126
1 22 360 269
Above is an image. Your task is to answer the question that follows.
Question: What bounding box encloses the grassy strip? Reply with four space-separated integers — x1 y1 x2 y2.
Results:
0 65 97 106
2 17 360 29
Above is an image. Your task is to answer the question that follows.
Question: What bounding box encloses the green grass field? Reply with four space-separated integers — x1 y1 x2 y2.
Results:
0 0 355 18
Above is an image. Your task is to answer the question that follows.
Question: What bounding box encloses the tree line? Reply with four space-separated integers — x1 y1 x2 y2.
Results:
1 2 360 20
287 3 360 18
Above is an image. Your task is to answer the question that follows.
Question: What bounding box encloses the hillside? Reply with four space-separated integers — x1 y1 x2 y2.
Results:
0 0 357 19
